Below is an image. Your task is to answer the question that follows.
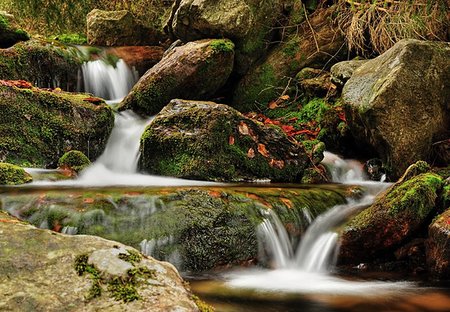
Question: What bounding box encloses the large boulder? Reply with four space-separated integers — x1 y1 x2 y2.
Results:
87 9 163 46
427 207 450 279
166 0 287 74
0 211 198 311
139 99 313 182
343 39 450 179
0 81 114 167
0 38 83 91
119 39 234 115
233 6 346 112
0 11 29 48
338 162 443 264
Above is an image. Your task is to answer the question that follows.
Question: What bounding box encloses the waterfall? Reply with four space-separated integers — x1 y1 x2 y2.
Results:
226 152 413 294
81 59 138 102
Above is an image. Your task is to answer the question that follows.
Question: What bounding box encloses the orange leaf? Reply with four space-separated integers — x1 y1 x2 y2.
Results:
269 159 285 169
279 94 290 100
268 101 278 109
83 97 104 104
83 198 94 204
257 144 270 157
247 148 255 159
229 135 235 145
209 190 221 198
0 219 20 223
280 198 293 208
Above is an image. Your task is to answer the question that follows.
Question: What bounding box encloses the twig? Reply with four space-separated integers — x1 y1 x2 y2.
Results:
303 4 320 53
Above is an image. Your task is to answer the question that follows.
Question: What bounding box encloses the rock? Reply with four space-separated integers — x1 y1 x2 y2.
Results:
338 163 443 264
0 11 29 48
233 6 346 112
427 208 450 278
0 162 32 185
87 9 163 46
0 38 83 91
343 39 450 179
0 211 198 311
330 59 367 86
3 186 348 272
58 150 91 173
119 39 234 115
295 68 337 98
139 99 312 182
166 0 286 74
0 81 114 168
431 139 450 167
106 46 164 76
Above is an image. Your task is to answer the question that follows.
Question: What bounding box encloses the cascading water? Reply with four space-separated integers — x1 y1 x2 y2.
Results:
227 152 414 294
81 58 138 103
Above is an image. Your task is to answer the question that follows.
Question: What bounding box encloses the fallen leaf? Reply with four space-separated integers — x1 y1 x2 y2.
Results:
238 121 250 135
280 198 293 208
83 198 94 204
269 159 285 169
83 97 104 104
229 135 235 145
209 190 221 198
247 148 255 158
257 144 270 157
24 114 32 121
279 94 290 100
268 101 278 109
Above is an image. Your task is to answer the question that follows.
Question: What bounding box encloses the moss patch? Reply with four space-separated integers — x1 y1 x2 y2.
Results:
0 162 32 185
58 150 91 172
209 39 235 53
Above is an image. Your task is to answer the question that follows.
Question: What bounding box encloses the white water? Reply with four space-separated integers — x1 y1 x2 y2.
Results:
82 59 138 102
227 152 415 294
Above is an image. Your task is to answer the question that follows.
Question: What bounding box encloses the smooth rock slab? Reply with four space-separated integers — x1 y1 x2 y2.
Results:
0 211 198 311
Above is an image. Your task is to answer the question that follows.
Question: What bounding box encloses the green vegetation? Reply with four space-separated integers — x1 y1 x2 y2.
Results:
53 33 87 45
74 251 156 302
209 39 235 53
0 0 172 35
192 295 215 312
0 162 32 185
58 150 91 172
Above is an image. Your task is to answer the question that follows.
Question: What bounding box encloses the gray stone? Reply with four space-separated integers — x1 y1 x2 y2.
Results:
330 60 367 86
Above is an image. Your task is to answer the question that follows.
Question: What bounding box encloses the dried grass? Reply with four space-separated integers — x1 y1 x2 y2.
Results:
335 0 449 56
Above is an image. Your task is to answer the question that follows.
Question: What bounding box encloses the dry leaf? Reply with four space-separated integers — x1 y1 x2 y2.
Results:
279 94 290 100
268 101 278 109
257 144 270 157
269 159 285 169
280 198 293 208
238 122 249 135
247 148 255 158
83 198 94 204
229 135 235 145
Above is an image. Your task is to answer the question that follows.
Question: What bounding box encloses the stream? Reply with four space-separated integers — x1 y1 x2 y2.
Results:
1 57 449 311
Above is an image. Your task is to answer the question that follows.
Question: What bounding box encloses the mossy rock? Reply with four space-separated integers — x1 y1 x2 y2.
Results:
87 9 163 46
166 0 288 74
339 163 443 264
139 99 313 182
58 150 91 172
2 185 348 272
427 208 450 278
119 39 235 116
0 82 114 167
0 162 32 185
0 211 198 311
0 11 29 48
0 38 84 91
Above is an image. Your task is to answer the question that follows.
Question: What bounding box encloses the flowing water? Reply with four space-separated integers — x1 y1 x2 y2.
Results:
4 58 449 311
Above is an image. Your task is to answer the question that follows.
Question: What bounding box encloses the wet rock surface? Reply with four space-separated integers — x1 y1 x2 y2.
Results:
0 211 198 311
343 39 450 179
139 99 313 182
119 39 234 116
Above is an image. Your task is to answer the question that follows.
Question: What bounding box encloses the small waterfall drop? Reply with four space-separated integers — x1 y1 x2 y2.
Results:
81 58 138 102
227 152 413 294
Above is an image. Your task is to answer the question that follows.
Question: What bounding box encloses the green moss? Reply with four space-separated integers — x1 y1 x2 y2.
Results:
192 295 215 312
118 249 142 265
53 33 87 45
58 150 91 172
0 14 9 29
209 39 235 53
74 254 102 300
0 162 32 185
